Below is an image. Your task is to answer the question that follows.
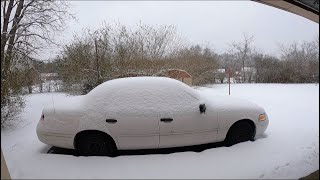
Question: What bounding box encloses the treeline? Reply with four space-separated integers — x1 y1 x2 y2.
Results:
6 23 319 96
217 37 319 83
55 23 318 95
56 23 218 94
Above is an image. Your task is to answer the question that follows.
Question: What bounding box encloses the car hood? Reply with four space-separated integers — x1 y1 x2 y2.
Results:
199 93 264 113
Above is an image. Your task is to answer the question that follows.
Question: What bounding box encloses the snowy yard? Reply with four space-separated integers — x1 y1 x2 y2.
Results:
1 83 319 179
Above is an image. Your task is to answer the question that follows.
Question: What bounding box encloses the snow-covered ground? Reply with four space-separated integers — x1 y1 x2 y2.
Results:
1 83 319 179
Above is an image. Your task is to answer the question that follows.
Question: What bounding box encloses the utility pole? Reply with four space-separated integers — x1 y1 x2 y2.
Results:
228 67 232 95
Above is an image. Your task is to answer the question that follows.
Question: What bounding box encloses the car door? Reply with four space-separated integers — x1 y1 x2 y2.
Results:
158 88 218 148
102 86 160 150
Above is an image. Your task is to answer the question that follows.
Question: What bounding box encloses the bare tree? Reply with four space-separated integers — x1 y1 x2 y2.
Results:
168 44 218 85
229 33 254 83
58 23 179 94
279 39 319 83
252 37 319 84
1 0 73 76
1 0 73 127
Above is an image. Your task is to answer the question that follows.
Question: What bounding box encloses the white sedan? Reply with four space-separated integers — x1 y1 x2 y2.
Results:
37 77 269 156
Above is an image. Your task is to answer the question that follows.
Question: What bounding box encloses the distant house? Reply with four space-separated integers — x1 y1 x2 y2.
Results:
229 67 257 83
215 69 226 74
242 67 256 83
156 69 192 86
40 73 59 81
39 73 61 92
214 67 257 83
214 69 227 83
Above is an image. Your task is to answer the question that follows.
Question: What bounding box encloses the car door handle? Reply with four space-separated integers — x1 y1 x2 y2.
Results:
160 118 173 122
106 119 117 124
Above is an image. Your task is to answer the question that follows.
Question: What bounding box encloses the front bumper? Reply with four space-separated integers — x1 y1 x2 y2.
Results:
255 113 269 137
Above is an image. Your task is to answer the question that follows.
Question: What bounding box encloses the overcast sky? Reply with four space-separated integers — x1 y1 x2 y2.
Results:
40 1 319 61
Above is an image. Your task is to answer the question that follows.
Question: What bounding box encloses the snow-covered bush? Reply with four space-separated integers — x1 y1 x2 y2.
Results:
1 95 25 128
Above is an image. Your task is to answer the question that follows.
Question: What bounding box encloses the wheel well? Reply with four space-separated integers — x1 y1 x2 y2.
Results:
225 119 256 139
73 130 117 150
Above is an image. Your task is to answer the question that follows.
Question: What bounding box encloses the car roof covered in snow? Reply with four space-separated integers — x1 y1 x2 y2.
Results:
84 77 201 111
87 76 198 98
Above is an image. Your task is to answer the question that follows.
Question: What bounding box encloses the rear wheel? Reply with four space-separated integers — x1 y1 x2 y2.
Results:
76 132 116 156
225 121 255 147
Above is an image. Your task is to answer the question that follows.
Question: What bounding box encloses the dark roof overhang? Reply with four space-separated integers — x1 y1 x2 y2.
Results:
253 0 319 23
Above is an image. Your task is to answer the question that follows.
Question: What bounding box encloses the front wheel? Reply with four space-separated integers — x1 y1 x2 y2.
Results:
225 121 255 147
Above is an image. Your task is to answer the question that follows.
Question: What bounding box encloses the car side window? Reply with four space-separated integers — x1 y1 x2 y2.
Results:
109 84 198 111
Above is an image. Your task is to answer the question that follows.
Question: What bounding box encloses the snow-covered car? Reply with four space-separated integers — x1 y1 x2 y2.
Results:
37 77 269 156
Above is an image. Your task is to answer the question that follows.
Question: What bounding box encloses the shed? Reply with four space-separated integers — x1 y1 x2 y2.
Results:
156 69 192 86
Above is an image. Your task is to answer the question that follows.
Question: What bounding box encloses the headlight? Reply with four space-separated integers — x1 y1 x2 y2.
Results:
259 114 266 121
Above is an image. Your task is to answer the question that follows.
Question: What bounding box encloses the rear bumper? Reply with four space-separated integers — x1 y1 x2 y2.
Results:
36 121 75 149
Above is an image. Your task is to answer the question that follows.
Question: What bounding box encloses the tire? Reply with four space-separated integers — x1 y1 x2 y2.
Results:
76 132 116 157
225 121 255 147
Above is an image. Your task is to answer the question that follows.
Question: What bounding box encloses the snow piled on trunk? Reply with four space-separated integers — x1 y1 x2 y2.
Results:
1 84 319 179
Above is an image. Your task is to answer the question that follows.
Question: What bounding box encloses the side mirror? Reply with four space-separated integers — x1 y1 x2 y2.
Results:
199 104 206 114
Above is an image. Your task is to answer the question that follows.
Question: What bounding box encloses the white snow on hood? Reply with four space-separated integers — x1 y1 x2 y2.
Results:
199 93 264 112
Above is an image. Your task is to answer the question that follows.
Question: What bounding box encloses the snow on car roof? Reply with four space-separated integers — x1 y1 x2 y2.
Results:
84 77 201 113
87 76 198 98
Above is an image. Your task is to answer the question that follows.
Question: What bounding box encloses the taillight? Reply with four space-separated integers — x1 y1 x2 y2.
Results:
40 114 44 121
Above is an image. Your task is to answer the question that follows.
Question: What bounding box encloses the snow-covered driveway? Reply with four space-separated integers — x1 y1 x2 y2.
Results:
1 84 319 179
